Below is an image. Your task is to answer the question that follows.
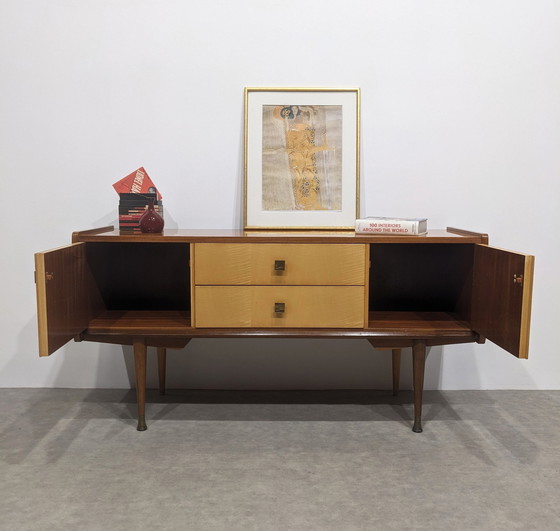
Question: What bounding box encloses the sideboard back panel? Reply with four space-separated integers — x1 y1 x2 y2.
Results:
86 243 190 311
369 244 474 317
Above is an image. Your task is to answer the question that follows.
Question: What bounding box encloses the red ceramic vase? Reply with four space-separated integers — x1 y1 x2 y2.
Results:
139 198 164 233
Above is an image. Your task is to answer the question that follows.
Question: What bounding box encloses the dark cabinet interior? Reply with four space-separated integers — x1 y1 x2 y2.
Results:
369 243 474 320
83 241 480 318
86 242 191 312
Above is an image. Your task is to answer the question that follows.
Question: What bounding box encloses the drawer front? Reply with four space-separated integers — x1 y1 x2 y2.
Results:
193 243 367 285
194 286 366 328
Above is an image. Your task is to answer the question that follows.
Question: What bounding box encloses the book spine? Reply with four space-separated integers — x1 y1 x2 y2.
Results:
355 219 425 235
119 211 144 216
118 204 163 230
118 206 163 215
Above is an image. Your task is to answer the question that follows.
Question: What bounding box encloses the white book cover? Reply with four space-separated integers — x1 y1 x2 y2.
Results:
355 217 428 235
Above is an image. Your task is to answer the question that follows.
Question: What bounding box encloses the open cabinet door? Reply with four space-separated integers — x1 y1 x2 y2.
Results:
35 242 104 357
472 245 534 358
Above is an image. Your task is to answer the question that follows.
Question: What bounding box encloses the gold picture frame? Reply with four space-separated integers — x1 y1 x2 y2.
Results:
244 87 360 230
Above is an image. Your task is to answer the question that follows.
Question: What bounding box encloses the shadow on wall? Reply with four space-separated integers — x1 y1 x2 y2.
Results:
14 312 485 392
125 339 423 391
116 340 482 392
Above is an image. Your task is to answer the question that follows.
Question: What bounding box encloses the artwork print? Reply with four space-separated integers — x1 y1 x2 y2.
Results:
244 87 359 229
261 105 342 212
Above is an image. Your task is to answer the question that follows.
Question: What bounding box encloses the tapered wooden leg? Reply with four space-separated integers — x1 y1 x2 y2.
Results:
412 340 427 433
133 338 148 431
157 347 166 396
391 348 401 396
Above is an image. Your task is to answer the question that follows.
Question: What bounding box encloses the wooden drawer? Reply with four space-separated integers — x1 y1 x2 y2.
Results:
194 286 366 328
193 243 367 285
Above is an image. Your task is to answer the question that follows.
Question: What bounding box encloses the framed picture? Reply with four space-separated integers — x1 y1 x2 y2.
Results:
244 87 360 230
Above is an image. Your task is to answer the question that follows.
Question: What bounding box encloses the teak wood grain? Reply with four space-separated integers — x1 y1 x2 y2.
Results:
86 311 191 335
72 227 489 244
82 310 474 340
35 242 104 356
367 311 473 337
472 245 534 358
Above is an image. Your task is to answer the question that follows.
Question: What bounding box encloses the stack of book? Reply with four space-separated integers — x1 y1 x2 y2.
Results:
118 193 163 233
113 167 164 233
355 217 428 235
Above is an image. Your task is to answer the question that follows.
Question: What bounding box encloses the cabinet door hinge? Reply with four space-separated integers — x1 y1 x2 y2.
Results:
37 271 55 282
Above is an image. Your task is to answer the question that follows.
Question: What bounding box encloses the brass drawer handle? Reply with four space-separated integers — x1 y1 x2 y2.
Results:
274 260 286 271
274 302 286 313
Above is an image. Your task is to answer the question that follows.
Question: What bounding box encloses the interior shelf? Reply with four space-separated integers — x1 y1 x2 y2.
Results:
84 310 473 341
367 311 473 337
87 311 191 336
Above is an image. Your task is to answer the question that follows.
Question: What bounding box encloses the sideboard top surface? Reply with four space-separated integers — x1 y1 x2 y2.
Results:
72 227 488 244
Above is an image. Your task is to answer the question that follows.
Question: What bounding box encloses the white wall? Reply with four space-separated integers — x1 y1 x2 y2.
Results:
1 0 559 390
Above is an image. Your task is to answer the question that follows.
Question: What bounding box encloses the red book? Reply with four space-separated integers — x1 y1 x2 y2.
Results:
112 167 162 200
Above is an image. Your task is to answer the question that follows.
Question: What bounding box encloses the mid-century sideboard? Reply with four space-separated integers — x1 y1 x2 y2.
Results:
34 226 534 432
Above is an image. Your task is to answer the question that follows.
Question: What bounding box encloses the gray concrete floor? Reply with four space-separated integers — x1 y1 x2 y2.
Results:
1 388 559 530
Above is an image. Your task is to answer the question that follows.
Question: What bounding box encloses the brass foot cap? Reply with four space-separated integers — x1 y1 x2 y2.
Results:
137 415 147 431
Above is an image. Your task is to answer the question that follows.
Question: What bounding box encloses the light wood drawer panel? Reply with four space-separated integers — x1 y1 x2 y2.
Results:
193 243 367 285
194 286 366 328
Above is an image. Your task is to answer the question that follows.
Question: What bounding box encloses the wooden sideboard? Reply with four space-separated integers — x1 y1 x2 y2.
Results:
34 227 534 432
